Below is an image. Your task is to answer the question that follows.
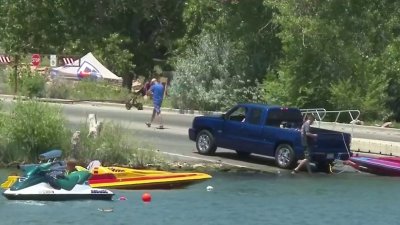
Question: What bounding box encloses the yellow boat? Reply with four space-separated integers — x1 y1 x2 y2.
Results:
1 176 19 189
79 166 212 189
2 166 212 190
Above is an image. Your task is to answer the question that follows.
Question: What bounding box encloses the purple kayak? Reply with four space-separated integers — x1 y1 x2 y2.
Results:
347 156 400 176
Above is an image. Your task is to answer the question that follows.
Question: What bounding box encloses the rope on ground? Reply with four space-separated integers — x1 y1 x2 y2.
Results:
330 133 361 174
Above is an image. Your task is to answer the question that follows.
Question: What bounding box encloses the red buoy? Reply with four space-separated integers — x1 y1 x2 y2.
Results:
142 193 152 202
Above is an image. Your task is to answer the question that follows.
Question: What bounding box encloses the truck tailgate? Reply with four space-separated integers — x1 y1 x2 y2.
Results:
312 132 351 160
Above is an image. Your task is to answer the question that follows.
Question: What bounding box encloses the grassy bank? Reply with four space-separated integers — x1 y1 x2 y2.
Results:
0 100 165 168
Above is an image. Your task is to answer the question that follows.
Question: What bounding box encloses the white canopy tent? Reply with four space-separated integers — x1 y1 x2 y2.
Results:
50 52 122 82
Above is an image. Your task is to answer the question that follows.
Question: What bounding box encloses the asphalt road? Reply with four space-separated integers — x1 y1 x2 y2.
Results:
1 99 399 172
63 103 281 172
0 99 280 172
61 102 400 141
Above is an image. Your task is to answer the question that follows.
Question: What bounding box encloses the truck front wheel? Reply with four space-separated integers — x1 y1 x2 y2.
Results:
275 144 296 169
196 130 217 155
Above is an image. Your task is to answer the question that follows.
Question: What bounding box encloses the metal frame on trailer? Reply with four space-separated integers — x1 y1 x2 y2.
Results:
300 108 361 135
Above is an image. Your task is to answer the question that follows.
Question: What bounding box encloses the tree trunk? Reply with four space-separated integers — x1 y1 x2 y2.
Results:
122 73 134 91
13 55 20 94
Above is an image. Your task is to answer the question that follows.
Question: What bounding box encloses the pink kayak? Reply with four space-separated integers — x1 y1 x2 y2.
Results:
346 156 400 176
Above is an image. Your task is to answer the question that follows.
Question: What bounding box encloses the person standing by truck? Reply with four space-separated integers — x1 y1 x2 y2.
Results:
292 114 318 174
145 78 164 129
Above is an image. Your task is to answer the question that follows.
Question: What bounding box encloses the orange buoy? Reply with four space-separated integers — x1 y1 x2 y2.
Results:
142 193 152 202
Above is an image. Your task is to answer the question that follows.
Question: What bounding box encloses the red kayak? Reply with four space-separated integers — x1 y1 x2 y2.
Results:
346 156 400 176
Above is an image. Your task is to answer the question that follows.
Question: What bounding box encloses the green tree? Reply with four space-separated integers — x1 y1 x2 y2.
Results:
380 40 400 121
178 0 281 82
266 0 398 121
92 33 135 88
0 0 186 88
170 33 264 111
0 0 69 54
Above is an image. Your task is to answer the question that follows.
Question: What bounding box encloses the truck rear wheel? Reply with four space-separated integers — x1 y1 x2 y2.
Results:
196 130 217 155
275 144 296 169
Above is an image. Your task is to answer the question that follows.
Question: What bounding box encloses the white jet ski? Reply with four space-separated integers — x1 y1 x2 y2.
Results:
2 161 114 201
3 182 114 201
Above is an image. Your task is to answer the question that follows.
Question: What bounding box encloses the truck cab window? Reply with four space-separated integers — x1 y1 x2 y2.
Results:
265 109 302 128
227 106 247 122
247 108 262 125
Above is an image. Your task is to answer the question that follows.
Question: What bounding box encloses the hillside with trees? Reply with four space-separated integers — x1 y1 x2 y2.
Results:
0 0 399 122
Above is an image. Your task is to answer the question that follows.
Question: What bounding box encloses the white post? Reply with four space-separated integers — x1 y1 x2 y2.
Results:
87 113 101 138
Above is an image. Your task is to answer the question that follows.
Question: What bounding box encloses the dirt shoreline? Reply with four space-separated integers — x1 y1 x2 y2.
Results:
0 158 276 175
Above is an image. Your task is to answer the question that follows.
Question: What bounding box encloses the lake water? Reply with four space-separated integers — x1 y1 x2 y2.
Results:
0 168 399 225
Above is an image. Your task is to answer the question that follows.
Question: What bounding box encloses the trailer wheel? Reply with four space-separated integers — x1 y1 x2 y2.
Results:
196 130 217 155
275 144 296 169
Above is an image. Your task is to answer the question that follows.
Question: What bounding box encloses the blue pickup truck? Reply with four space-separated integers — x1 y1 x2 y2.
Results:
188 103 352 170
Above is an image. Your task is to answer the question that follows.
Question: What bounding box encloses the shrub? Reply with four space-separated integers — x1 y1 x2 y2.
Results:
76 121 164 167
0 69 12 94
0 112 7 164
71 79 130 101
21 73 47 98
45 79 133 101
7 65 46 98
1 100 71 163
46 79 72 99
